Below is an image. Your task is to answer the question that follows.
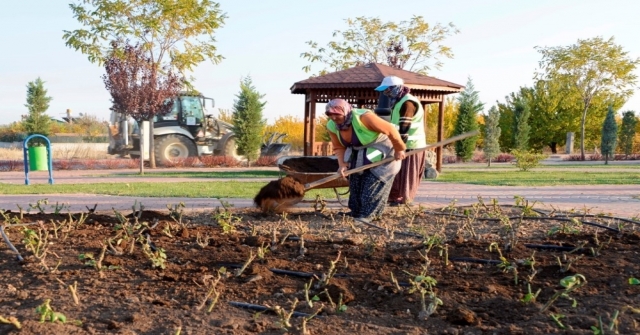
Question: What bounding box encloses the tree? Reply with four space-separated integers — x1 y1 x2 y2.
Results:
453 77 483 161
513 97 531 151
23 78 53 146
64 0 226 75
232 77 266 164
535 36 639 160
619 111 638 157
483 106 501 167
601 105 618 164
102 41 182 171
425 96 459 143
301 16 459 75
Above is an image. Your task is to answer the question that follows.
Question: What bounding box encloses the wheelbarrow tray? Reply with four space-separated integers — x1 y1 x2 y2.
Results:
277 156 349 190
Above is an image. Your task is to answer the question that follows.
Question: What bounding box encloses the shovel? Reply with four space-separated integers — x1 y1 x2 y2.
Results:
303 130 479 190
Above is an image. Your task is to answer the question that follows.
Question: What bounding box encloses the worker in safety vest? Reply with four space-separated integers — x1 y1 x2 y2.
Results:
375 76 427 205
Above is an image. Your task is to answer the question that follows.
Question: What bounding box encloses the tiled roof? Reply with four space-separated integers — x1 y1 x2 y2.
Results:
291 63 464 94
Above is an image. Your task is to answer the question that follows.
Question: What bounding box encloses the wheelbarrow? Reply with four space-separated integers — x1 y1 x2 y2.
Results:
276 156 350 206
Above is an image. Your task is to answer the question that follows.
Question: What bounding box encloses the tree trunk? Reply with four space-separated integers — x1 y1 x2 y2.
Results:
139 122 145 175
549 142 557 154
604 153 609 165
149 120 156 169
580 104 588 161
487 158 492 167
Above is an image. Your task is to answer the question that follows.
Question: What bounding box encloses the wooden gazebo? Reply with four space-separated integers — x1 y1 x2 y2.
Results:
290 63 464 172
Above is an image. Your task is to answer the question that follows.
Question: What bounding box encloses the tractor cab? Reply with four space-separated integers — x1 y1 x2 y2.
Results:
154 93 214 140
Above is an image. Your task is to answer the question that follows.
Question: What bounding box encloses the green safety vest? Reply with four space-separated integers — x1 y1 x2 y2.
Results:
390 94 427 149
327 109 385 162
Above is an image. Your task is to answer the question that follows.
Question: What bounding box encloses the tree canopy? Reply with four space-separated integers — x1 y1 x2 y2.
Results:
301 16 459 75
535 36 639 160
453 77 483 161
23 78 53 145
64 0 227 74
232 77 266 163
619 111 638 157
483 106 501 166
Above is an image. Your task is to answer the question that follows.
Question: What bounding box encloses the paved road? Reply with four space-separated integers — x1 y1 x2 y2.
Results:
1 168 639 218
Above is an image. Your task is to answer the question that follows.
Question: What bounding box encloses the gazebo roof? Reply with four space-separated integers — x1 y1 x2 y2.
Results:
290 63 464 94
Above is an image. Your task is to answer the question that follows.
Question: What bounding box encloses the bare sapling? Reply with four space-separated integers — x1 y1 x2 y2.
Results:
273 298 299 330
315 251 341 289
197 267 226 312
235 250 256 277
0 315 21 329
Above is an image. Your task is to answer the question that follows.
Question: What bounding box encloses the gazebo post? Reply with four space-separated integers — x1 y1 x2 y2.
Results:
436 95 445 172
310 94 317 156
304 93 312 156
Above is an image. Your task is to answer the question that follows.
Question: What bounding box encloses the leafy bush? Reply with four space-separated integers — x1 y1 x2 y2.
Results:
0 160 23 171
443 155 458 164
199 155 240 168
493 153 515 163
253 155 278 167
511 149 547 171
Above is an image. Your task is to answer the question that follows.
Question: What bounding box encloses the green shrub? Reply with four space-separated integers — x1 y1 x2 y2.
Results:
511 149 547 171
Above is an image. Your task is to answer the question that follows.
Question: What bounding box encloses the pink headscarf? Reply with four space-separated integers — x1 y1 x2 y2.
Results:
325 99 353 131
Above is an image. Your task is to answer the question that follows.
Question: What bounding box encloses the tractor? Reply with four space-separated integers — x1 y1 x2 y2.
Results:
107 92 288 165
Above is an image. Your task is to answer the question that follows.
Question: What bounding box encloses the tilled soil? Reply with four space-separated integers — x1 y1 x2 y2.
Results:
0 204 639 335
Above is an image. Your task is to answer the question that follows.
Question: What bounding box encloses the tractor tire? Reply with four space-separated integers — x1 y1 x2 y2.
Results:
154 135 197 166
222 137 245 162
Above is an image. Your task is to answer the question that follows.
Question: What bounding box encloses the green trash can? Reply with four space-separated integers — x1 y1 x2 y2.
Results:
28 146 49 171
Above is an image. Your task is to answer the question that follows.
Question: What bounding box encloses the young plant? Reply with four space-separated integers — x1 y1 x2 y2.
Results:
591 310 620 335
195 232 211 248
35 299 67 323
273 298 298 331
520 283 541 304
404 269 442 319
548 218 582 235
320 289 347 314
213 206 241 234
303 279 319 308
0 315 21 329
489 242 518 285
541 274 587 312
167 202 186 226
629 278 640 285
314 251 341 289
141 237 166 270
549 313 566 329
234 250 256 277
29 199 49 214
196 267 226 312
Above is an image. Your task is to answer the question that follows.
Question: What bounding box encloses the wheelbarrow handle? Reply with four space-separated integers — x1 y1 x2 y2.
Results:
303 130 479 190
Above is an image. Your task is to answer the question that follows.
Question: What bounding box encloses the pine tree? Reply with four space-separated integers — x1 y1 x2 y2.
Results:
453 77 483 161
600 105 618 164
23 78 53 146
512 97 531 151
232 76 266 163
618 111 637 157
483 106 501 167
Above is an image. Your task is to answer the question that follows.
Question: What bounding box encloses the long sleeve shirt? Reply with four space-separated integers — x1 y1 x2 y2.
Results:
396 100 417 144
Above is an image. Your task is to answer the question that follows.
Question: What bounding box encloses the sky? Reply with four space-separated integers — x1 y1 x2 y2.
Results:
1 0 639 125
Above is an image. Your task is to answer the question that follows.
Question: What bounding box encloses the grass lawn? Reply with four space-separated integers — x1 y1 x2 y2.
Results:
2 165 638 197
437 170 640 186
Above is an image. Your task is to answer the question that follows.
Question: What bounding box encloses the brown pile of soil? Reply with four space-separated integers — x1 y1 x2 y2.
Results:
254 176 305 213
281 157 339 173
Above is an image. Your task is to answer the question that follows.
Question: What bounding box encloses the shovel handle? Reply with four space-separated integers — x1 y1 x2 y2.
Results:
303 130 479 190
